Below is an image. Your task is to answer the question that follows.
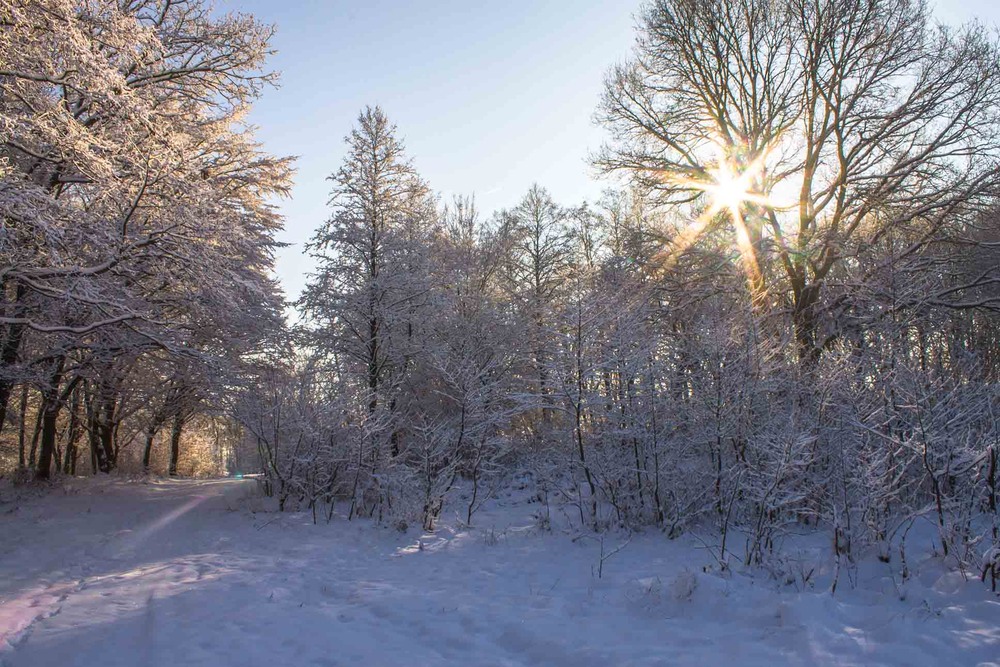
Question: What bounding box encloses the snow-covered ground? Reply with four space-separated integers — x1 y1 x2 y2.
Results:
0 478 997 666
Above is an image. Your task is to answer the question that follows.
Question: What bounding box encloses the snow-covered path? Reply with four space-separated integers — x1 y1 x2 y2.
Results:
0 479 997 666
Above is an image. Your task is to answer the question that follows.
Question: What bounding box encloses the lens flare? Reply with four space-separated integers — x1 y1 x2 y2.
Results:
653 135 790 305
702 161 762 216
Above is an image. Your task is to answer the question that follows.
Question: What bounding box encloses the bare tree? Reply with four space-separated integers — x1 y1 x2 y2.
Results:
598 0 1000 362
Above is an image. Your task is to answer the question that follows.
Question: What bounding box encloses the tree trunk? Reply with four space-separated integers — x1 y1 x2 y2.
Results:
573 304 597 527
53 438 63 474
35 398 60 480
142 421 160 474
168 412 184 477
792 284 822 367
17 384 28 469
95 393 118 473
28 401 43 468
0 283 28 439
84 384 99 474
87 417 100 475
63 387 81 475
35 358 67 480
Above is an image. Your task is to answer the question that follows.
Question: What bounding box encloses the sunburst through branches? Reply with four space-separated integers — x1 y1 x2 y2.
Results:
656 136 792 306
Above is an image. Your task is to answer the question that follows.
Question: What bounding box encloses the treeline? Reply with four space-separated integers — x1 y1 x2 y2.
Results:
245 0 1000 591
0 1 290 477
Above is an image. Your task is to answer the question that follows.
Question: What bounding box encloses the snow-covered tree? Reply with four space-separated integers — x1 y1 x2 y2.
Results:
0 0 291 478
298 106 436 517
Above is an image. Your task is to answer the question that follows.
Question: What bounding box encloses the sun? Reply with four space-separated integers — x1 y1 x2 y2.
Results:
663 136 781 221
654 135 791 305
702 160 761 217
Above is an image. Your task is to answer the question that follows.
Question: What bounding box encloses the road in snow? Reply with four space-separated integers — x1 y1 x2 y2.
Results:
0 478 998 666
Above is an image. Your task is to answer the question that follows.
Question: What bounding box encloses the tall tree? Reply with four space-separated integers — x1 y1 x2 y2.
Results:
598 0 1000 362
299 106 434 511
499 185 572 426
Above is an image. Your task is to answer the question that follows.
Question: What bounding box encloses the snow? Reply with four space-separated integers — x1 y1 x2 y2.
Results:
0 478 997 666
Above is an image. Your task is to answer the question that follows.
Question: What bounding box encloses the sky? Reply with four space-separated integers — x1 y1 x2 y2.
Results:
218 0 1000 304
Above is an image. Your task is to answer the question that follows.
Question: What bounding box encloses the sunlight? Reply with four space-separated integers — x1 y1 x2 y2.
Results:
114 494 213 556
702 159 761 217
655 134 791 300
697 135 783 218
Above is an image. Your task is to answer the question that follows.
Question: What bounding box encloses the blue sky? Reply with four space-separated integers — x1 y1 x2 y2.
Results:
218 1 1000 303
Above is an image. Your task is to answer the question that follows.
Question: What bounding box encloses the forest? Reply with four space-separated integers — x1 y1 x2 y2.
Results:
2 0 1000 633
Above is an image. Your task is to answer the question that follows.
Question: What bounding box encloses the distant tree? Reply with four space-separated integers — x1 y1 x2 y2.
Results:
498 185 572 427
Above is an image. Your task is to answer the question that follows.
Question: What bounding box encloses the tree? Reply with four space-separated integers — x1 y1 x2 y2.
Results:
498 185 572 428
0 0 291 478
299 106 435 516
598 0 1000 363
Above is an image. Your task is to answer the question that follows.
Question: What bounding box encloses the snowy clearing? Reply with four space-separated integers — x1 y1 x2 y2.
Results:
0 478 998 667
